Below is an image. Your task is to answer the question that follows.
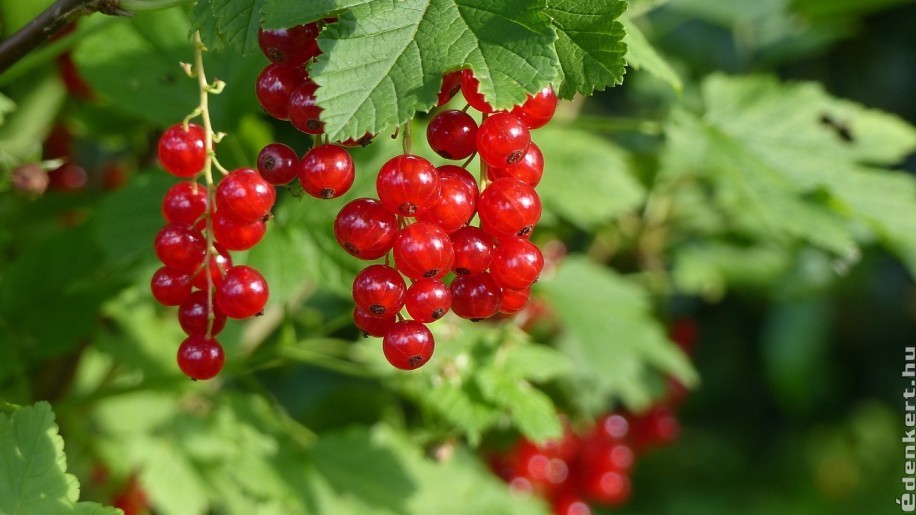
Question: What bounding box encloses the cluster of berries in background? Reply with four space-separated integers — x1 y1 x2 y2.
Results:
151 122 273 381
251 21 558 371
490 318 699 514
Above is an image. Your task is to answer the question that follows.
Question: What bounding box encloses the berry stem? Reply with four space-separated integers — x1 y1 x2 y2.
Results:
478 113 489 190
402 120 413 155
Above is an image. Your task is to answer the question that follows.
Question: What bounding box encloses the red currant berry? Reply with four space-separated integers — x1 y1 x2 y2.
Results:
476 112 531 167
436 70 463 106
511 85 557 130
255 64 306 120
630 406 680 449
334 198 397 260
437 164 479 201
178 290 228 336
511 439 571 493
47 163 87 192
450 226 494 275
596 413 630 440
298 144 354 199
177 335 225 380
460 70 494 113
158 123 207 178
216 168 276 222
426 110 478 160
490 238 544 290
382 320 435 370
288 80 324 135
353 307 396 337
257 143 299 185
499 285 531 314
162 181 208 225
393 222 454 280
216 265 269 319
415 177 476 234
154 224 207 273
582 469 631 507
191 243 232 290
212 210 267 251
552 491 592 515
352 264 406 317
487 141 543 187
150 267 192 306
405 278 451 323
478 178 541 238
450 272 501 321
258 23 320 66
376 154 440 216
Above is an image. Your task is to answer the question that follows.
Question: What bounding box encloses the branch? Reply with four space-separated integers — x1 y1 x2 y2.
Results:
0 0 130 76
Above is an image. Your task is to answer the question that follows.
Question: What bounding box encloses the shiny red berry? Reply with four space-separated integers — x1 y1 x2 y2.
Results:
476 112 530 167
352 264 406 317
334 198 397 260
178 290 227 336
405 278 451 323
415 177 475 234
289 80 324 134
382 321 435 370
487 142 543 187
499 285 531 314
258 23 320 66
216 265 269 319
489 238 544 290
437 164 479 200
162 181 208 225
191 243 232 290
158 123 207 178
298 144 354 199
426 110 478 160
393 222 454 280
478 178 541 238
255 64 306 120
177 335 225 380
154 224 207 273
511 85 557 130
216 168 276 223
450 226 494 275
353 307 397 337
436 70 463 106
212 210 267 251
450 272 501 320
257 143 299 185
460 70 493 113
582 469 631 507
150 267 192 306
376 154 440 216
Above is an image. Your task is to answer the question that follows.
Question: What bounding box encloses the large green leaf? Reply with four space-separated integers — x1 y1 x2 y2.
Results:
0 402 120 515
620 17 682 91
191 0 266 54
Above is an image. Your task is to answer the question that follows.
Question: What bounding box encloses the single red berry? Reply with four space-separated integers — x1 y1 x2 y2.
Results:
476 112 531 167
478 178 541 238
162 181 208 225
382 321 435 370
154 224 207 273
460 70 493 113
450 226 494 275
490 238 544 290
511 85 557 130
257 143 299 185
487 141 543 187
596 413 630 441
552 490 592 515
258 23 320 66
437 164 479 201
436 70 463 106
393 222 454 280
376 154 440 216
352 264 406 317
630 406 681 449
47 163 88 192
405 278 452 323
212 209 267 251
178 290 228 336
177 335 225 380
216 265 269 319
191 243 232 290
415 177 475 234
581 469 631 507
298 144 354 199
499 285 531 314
216 168 276 222
255 64 306 120
158 123 207 178
450 272 501 320
150 267 192 306
353 307 397 337
334 198 397 259
426 110 478 160
288 80 325 135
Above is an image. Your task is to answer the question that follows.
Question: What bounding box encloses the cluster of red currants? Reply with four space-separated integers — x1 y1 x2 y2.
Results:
339 73 557 370
490 408 681 515
151 122 273 380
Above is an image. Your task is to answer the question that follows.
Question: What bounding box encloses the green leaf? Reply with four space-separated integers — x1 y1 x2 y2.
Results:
620 17 682 91
0 92 16 125
672 242 793 300
192 0 265 54
0 402 121 515
544 0 628 98
477 368 562 442
540 257 698 412
535 126 645 229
